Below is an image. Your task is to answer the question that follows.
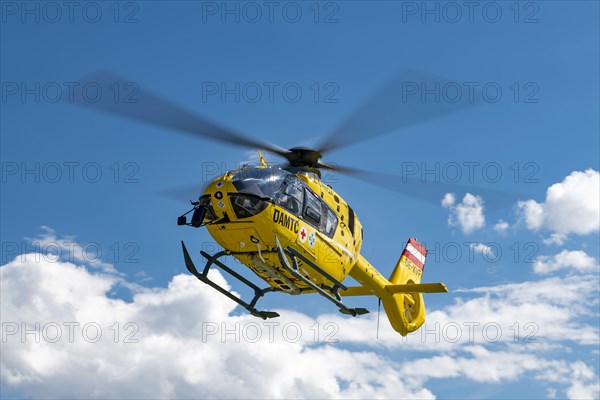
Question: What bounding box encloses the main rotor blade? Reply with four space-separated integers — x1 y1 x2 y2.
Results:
327 165 521 211
318 68 483 154
69 71 289 157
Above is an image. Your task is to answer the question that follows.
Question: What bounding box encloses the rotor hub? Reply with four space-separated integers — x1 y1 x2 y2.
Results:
285 147 323 168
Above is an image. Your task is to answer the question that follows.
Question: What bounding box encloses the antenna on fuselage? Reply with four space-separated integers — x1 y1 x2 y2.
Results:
376 297 381 339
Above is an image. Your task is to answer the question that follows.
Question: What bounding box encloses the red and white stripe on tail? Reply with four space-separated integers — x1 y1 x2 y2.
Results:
389 237 428 285
402 238 427 271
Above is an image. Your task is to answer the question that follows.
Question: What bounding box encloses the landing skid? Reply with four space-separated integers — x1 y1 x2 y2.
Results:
275 237 369 317
182 239 368 319
181 241 280 319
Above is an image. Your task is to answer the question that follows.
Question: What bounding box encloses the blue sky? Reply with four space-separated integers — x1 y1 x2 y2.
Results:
1 1 599 399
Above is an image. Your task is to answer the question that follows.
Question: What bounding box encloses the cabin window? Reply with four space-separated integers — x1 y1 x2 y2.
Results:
276 177 304 215
303 189 322 226
323 206 338 238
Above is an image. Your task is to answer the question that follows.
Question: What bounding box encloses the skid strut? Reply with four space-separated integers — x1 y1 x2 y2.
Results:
181 241 280 319
275 237 369 317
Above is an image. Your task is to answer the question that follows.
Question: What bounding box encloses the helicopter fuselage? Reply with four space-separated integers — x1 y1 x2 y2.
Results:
200 165 363 294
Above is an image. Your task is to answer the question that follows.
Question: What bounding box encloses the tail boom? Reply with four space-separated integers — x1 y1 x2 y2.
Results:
346 238 446 336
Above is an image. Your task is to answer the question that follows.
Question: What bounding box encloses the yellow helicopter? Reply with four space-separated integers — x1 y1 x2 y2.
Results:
177 148 447 336
71 69 512 336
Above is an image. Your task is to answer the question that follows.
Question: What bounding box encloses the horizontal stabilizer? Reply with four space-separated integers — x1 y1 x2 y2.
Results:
386 282 448 294
340 286 377 297
341 282 448 297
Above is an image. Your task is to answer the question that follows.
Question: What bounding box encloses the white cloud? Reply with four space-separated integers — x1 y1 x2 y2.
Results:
517 169 600 235
543 233 568 246
384 273 600 398
307 269 598 351
470 243 495 258
4 253 599 399
566 361 600 400
518 199 545 231
23 225 118 274
534 250 598 275
0 254 431 399
442 193 485 234
401 346 567 384
441 193 456 208
567 380 600 400
443 274 600 347
493 219 509 233
2 228 599 399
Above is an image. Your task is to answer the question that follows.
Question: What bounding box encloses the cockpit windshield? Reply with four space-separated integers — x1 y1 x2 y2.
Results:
230 167 339 238
230 168 290 199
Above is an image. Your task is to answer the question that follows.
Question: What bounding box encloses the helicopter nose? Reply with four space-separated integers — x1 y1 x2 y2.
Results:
209 189 229 216
198 178 230 219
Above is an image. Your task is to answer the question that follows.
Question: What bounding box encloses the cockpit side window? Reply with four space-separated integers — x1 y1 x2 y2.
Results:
323 206 338 238
275 176 303 215
303 189 322 227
